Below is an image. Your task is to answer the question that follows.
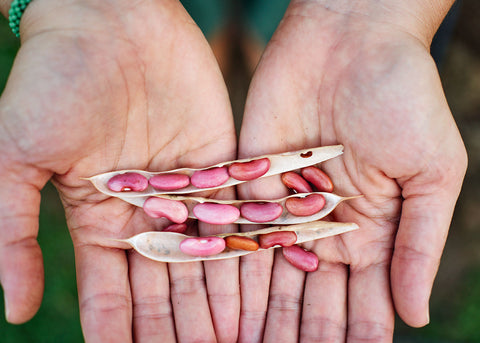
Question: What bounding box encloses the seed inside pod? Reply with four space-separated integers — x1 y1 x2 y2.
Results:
301 166 334 193
225 236 259 251
190 167 230 188
149 173 190 191
258 231 297 249
240 202 283 223
285 194 325 216
143 197 189 223
228 158 270 181
193 203 240 225
281 172 313 193
282 245 319 272
107 172 148 192
179 236 226 256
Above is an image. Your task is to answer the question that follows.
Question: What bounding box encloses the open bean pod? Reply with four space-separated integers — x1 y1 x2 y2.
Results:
87 145 344 197
118 221 359 263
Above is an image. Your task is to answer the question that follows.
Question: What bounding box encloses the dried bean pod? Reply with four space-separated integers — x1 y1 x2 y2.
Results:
143 197 188 223
149 173 190 191
282 245 319 272
281 172 313 193
225 236 259 251
285 194 325 216
301 166 334 193
179 237 226 256
228 158 270 181
190 167 229 188
240 202 283 223
258 231 297 249
107 172 148 192
193 203 240 225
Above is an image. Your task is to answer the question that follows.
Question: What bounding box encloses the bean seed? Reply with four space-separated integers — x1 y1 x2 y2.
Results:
228 158 270 181
149 173 190 191
301 166 333 192
163 223 188 233
282 245 319 272
179 236 226 256
225 236 259 251
107 172 148 192
190 167 229 188
240 202 283 223
281 172 312 193
143 197 188 223
258 231 297 249
285 194 325 216
193 203 240 225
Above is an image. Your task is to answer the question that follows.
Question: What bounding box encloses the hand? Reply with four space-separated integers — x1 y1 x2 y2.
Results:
0 0 238 341
237 1 467 341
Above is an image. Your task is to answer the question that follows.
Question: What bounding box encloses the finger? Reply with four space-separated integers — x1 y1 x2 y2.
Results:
300 260 347 342
263 249 305 343
168 262 217 342
129 250 176 343
347 262 395 342
76 244 132 342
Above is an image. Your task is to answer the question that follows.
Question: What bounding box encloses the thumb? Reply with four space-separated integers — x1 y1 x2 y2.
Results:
0 164 50 323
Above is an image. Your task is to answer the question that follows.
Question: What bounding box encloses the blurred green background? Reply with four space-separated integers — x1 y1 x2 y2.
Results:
0 1 480 342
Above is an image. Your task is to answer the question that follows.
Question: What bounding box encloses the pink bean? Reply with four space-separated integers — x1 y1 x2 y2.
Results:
285 194 325 216
179 236 226 256
163 223 188 233
228 158 270 181
258 231 297 249
281 172 313 193
301 166 334 193
107 172 148 192
282 245 319 272
193 203 240 225
149 173 190 191
190 166 230 188
143 197 188 223
240 202 283 223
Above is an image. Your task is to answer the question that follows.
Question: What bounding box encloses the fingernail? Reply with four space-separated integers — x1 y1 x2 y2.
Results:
4 295 9 321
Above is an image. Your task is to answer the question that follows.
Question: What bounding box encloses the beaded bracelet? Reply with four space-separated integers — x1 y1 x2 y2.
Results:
8 0 33 37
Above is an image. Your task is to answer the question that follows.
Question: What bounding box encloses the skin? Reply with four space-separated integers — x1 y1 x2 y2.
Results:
0 0 239 342
238 0 467 342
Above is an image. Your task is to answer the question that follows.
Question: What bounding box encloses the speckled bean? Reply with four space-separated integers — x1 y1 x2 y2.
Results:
193 203 240 225
240 202 283 223
282 245 319 272
190 167 230 188
228 158 270 181
301 166 333 193
179 236 226 256
107 172 148 192
285 194 325 216
149 173 190 191
258 231 297 249
225 236 259 251
163 223 188 233
281 172 313 193
143 197 189 223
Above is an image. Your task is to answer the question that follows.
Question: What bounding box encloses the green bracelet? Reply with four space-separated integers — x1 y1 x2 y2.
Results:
8 0 34 37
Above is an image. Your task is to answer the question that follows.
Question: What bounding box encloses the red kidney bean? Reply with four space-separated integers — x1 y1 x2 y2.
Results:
282 245 319 272
301 166 334 192
107 172 148 192
190 167 230 188
193 203 240 225
281 172 313 193
240 202 283 223
163 223 188 233
285 194 325 216
225 236 259 251
228 158 270 181
258 231 297 249
179 236 226 256
149 173 190 191
143 197 188 223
